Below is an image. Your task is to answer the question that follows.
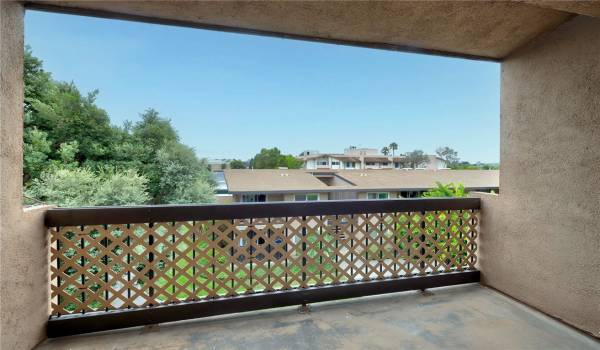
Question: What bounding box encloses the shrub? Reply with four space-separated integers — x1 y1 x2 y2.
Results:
26 168 99 207
26 167 150 207
421 182 467 198
95 170 151 206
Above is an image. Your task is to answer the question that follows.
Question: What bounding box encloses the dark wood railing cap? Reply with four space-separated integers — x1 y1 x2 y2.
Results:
45 198 480 227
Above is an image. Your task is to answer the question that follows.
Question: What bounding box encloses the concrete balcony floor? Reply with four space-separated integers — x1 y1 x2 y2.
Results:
37 284 598 350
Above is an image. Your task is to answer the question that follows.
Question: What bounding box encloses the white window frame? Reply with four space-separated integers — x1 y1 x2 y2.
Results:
294 193 320 201
367 192 389 200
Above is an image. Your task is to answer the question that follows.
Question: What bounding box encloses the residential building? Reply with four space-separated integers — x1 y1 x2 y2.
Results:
223 169 498 202
299 148 447 170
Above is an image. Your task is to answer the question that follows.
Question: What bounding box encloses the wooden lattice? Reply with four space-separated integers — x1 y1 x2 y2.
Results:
49 210 478 315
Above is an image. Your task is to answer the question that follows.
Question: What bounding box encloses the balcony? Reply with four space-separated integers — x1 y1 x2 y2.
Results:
38 284 597 350
34 198 596 348
2 2 600 349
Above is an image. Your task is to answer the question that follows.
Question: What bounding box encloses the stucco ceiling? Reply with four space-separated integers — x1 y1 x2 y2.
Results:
25 1 600 61
526 1 600 18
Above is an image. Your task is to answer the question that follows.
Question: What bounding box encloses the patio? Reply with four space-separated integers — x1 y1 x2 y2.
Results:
37 284 598 350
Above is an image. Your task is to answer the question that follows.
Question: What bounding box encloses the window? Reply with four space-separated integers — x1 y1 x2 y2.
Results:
345 162 356 168
317 160 328 166
394 162 400 168
295 193 319 201
367 192 389 200
382 162 389 166
366 162 375 166
241 194 266 202
331 161 340 165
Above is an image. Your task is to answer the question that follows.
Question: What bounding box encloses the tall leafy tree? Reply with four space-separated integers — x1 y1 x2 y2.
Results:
23 128 51 182
147 142 212 204
381 146 390 156
436 146 460 167
404 149 429 169
250 148 283 169
24 47 119 179
34 83 115 161
250 148 302 169
131 108 179 151
278 155 303 169
229 159 247 169
23 48 215 205
389 142 398 157
24 46 53 115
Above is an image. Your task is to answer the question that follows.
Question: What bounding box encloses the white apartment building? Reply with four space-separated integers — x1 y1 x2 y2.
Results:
299 148 447 170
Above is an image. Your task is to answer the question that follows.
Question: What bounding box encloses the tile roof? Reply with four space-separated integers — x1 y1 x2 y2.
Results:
224 169 499 193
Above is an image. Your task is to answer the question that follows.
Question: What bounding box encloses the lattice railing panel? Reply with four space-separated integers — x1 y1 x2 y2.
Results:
49 209 478 315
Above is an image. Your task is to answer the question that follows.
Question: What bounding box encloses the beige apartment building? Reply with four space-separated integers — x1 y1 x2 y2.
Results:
299 148 447 170
224 169 498 202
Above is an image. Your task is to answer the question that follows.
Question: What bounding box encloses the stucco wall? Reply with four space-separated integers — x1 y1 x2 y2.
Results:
1 2 50 349
484 15 600 337
0 206 51 350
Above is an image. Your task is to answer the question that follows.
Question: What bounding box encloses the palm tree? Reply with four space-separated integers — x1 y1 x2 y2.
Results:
381 146 390 156
389 142 398 157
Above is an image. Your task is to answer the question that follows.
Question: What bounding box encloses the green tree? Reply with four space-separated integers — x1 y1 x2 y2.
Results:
389 142 398 157
22 48 215 205
95 170 151 206
278 154 303 169
451 161 499 170
24 46 53 115
422 182 467 198
33 83 115 161
131 108 179 151
229 159 247 169
436 146 459 167
24 47 121 178
167 178 215 204
58 140 79 166
381 146 390 156
106 139 150 172
250 148 303 169
479 163 499 170
146 143 214 204
250 148 283 169
404 149 429 169
23 128 51 182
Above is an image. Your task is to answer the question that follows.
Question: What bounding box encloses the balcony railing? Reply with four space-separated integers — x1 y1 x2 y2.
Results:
46 198 480 337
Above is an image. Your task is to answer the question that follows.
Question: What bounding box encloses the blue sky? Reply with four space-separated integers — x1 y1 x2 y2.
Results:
25 10 500 163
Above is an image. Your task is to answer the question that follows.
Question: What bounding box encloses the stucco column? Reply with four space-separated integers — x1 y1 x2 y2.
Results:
483 15 600 338
1 2 50 349
1 1 23 214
